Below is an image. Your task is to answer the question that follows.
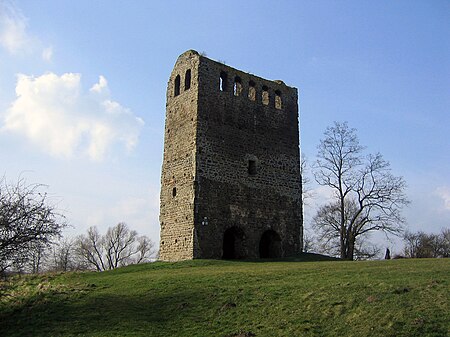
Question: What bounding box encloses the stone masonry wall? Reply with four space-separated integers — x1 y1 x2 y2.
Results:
193 56 302 259
159 50 303 261
159 51 200 261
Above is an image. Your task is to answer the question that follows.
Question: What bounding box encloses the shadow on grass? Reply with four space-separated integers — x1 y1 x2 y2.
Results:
111 252 340 273
1 286 216 337
241 252 340 263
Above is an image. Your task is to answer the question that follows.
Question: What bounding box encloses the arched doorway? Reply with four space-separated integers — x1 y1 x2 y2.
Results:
259 230 282 258
222 226 245 259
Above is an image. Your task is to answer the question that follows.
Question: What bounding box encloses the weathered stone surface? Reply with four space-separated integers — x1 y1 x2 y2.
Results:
159 50 303 261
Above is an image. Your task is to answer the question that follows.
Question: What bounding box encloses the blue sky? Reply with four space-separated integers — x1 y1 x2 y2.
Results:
0 1 449 254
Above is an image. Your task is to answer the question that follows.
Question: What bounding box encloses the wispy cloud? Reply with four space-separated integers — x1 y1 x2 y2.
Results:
2 72 144 161
41 46 53 61
436 186 450 211
0 0 52 60
84 185 160 239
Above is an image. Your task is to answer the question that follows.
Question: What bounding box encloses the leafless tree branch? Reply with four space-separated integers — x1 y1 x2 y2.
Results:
312 122 409 260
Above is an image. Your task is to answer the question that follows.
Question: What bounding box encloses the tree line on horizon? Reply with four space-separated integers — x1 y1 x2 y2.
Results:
1 121 448 276
302 121 448 260
0 177 156 275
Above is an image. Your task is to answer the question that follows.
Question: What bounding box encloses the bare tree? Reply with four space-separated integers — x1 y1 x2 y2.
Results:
0 177 65 275
135 235 157 264
312 122 409 260
48 238 84 272
25 241 48 273
302 229 316 253
403 229 450 258
300 153 315 253
105 222 138 269
75 223 155 271
300 153 313 206
441 228 450 258
75 226 106 271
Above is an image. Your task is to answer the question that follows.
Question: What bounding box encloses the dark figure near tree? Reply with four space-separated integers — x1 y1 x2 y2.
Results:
385 248 391 260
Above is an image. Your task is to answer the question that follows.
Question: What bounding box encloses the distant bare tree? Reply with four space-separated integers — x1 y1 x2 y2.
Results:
300 153 315 253
403 229 449 258
403 231 432 258
302 230 315 253
105 222 138 269
75 223 155 271
76 226 106 271
48 238 83 271
312 122 409 260
441 228 450 257
0 177 65 275
300 153 313 207
25 241 47 273
135 235 157 264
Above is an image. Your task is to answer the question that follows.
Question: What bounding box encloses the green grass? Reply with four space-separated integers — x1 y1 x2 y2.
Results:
1 256 449 337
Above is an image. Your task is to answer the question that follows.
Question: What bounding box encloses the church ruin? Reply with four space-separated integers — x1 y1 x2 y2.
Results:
159 50 302 261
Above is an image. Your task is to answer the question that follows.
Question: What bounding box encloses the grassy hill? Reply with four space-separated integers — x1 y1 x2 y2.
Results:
1 256 449 337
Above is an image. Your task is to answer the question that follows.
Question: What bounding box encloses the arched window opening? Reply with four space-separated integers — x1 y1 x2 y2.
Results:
185 69 191 90
259 230 282 258
220 71 228 91
172 187 177 197
174 75 181 96
275 90 282 109
234 76 242 96
248 80 256 101
262 86 269 105
248 160 257 175
223 226 245 259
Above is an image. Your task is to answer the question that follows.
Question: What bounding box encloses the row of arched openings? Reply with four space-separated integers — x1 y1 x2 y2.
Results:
173 69 283 110
174 69 191 97
220 71 283 110
222 227 282 259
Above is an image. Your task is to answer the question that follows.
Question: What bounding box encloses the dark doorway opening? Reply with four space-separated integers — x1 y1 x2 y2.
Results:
259 230 282 258
248 159 257 175
223 227 245 259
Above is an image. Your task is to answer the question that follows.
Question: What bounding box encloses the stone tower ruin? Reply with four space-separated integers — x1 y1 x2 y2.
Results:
159 50 302 261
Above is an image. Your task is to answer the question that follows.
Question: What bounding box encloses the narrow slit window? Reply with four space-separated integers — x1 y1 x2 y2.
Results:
220 71 228 91
262 86 269 105
174 75 181 96
185 69 191 90
248 80 256 101
172 187 177 197
234 76 242 96
275 90 282 109
248 160 257 175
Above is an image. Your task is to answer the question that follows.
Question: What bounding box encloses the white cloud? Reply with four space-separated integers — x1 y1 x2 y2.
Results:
90 75 108 94
2 72 144 161
0 1 53 61
436 186 450 211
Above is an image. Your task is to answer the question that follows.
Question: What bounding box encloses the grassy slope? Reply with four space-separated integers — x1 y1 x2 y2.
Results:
1 257 449 337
